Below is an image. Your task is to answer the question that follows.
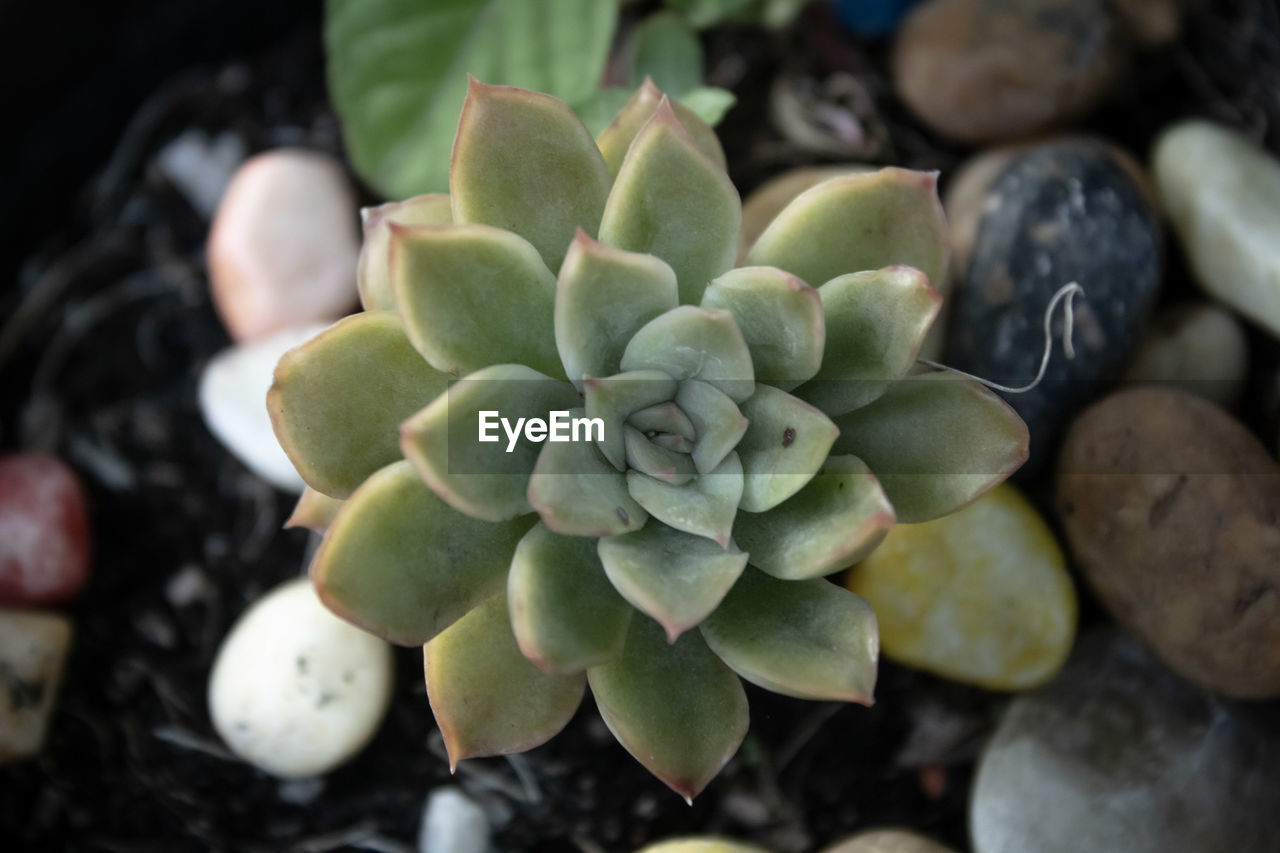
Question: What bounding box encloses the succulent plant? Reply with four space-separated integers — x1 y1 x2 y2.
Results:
268 77 1028 800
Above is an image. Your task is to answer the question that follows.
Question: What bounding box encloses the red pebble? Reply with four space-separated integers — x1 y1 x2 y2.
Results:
0 453 91 604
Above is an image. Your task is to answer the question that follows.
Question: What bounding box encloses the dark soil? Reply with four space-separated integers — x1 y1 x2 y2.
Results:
1 1 1278 851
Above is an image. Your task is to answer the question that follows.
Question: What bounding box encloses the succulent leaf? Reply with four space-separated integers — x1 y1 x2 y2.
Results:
284 487 345 535
425 591 585 769
733 456 895 580
620 306 755 403
507 522 634 673
268 312 448 498
597 79 727 178
628 402 696 440
736 385 839 513
584 371 679 470
527 419 649 537
832 373 1029 523
587 617 748 801
676 380 750 474
701 568 878 703
624 426 697 485
627 452 743 547
451 79 611 272
358 193 452 312
312 461 532 646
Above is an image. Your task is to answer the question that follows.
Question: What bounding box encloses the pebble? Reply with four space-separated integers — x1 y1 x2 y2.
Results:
1109 0 1187 47
208 578 394 778
1056 386 1280 698
0 608 74 763
846 485 1075 690
821 829 956 853
419 787 491 853
943 138 1162 475
1123 301 1248 407
1153 120 1280 339
207 150 360 342
198 323 329 492
0 453 91 605
155 129 245 219
892 0 1125 143
971 631 1280 853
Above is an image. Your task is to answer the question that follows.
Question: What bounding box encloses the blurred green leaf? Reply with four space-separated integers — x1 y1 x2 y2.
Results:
677 87 736 125
633 12 703 95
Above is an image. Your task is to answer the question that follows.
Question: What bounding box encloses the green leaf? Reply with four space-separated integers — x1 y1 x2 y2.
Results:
358 193 452 312
390 224 563 379
664 0 756 29
587 617 748 801
574 87 636 137
628 402 696 440
451 79 612 272
507 522 633 672
598 522 747 641
425 591 585 769
733 455 895 580
555 231 679 390
832 372 1029 523
701 568 878 703
745 168 949 300
701 266 824 390
627 452 743 547
799 265 941 416
677 87 736 125
625 426 697 485
325 0 617 199
599 100 740 304
676 379 749 474
312 461 533 646
401 364 580 521
632 12 703 96
268 312 449 499
596 80 727 179
526 416 649 536
284 487 346 535
736 384 839 513
584 371 679 470
620 306 755 402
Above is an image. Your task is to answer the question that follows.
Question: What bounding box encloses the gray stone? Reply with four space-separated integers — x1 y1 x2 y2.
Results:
1123 301 1248 407
419 787 491 853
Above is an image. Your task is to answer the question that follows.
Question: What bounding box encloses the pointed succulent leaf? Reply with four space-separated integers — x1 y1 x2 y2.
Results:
451 79 611 272
587 617 748 801
736 384 839 513
598 522 747 641
799 266 941 416
627 452 743 547
527 419 649 537
358 193 452 311
401 365 580 521
745 168 949 298
625 426 697 485
677 87 736 126
733 456 895 580
701 266 824 390
621 306 755 402
268 312 448 498
425 591 585 769
555 231 679 389
597 79 726 178
676 380 749 474
599 101 740 304
701 568 878 703
629 402 696 440
283 487 345 534
507 522 634 673
390 224 563 378
312 461 532 646
833 372 1029 523
584 371 678 470
652 433 695 453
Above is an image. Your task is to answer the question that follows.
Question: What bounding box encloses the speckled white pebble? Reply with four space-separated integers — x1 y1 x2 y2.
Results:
209 578 393 778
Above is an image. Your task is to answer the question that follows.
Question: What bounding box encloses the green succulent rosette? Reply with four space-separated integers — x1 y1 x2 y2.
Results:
269 78 1028 800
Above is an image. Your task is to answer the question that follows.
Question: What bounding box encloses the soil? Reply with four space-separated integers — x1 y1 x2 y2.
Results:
1 1 1277 851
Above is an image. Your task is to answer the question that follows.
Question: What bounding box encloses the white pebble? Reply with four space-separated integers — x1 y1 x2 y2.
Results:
419 787 491 853
0 608 73 763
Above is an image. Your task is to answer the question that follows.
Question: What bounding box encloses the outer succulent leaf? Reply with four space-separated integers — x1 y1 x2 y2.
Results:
555 231 679 390
451 79 612 272
527 421 649 537
832 373 1029 523
625 426 697 485
627 452 743 547
597 79 727 178
628 402 696 440
597 523 748 641
425 591 585 769
599 101 740 304
745 168 949 300
358 193 452 311
799 266 941 416
312 461 532 646
268 312 448 498
401 365 580 521
701 267 824 390
733 455 895 580
283 487 346 534
390 224 563 379
620 306 755 402
507 522 633 673
676 380 750 474
701 568 878 703
736 385 839 513
587 617 748 801
584 371 679 470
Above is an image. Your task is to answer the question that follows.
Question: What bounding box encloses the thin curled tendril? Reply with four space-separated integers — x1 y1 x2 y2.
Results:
919 282 1085 395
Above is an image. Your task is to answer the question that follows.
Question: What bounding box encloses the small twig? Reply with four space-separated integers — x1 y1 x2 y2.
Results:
152 725 239 762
